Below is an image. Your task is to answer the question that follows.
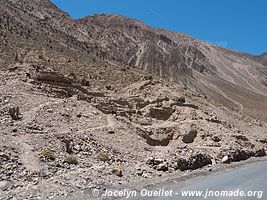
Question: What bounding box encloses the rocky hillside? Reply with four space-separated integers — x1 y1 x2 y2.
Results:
255 52 267 66
77 14 267 121
1 62 266 199
76 14 216 80
0 1 267 199
1 0 267 121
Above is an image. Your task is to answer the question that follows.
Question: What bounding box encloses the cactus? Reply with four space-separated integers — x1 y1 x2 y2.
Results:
9 106 21 120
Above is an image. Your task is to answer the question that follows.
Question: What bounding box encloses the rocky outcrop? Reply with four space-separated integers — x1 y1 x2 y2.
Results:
220 148 266 163
136 127 174 146
182 124 198 143
176 153 212 171
228 149 254 162
33 70 73 85
254 148 266 157
143 106 174 120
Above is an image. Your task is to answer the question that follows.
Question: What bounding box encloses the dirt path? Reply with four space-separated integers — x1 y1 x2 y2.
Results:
12 134 41 173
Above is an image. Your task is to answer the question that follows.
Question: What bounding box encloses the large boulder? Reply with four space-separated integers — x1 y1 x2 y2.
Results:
136 127 174 146
182 124 197 143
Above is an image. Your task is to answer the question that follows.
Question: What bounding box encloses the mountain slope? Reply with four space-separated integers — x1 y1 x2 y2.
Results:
1 1 267 121
255 52 267 66
77 14 267 120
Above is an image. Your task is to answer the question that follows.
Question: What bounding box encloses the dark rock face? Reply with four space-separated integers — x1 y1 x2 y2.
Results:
136 127 174 146
176 153 212 171
220 148 266 163
144 106 174 121
254 148 266 157
182 124 197 143
228 149 254 162
156 162 169 172
182 130 197 143
146 134 173 146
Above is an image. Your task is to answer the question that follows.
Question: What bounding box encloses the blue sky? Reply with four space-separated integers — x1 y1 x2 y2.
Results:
51 0 266 55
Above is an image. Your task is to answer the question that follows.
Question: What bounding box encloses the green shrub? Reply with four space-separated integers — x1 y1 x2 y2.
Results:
97 153 110 162
41 149 55 161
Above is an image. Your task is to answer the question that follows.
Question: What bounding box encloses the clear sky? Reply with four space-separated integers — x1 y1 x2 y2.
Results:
51 0 266 55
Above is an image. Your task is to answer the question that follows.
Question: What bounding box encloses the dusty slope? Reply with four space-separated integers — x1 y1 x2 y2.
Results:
0 1 267 199
0 62 266 199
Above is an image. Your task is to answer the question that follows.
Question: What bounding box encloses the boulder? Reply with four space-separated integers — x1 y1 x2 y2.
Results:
136 127 174 146
39 165 49 177
259 139 267 144
254 148 266 157
0 181 12 191
112 168 123 177
148 134 173 146
222 155 230 164
182 124 197 143
176 153 212 171
228 149 254 162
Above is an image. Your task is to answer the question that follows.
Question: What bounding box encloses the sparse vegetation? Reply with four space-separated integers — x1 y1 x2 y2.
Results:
9 106 21 120
97 153 110 162
41 149 55 161
64 139 73 154
64 156 78 165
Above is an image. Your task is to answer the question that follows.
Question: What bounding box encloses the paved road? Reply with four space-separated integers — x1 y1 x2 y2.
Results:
134 161 267 200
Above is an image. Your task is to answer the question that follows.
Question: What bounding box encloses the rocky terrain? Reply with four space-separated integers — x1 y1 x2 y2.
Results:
77 14 267 121
0 0 267 200
254 52 267 66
